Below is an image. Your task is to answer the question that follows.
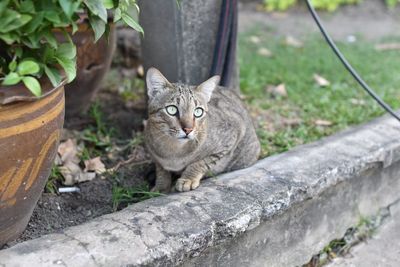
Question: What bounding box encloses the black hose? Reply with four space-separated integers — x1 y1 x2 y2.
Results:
305 0 400 122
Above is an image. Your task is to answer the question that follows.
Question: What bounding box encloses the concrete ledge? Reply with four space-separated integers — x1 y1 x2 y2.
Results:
1 115 400 267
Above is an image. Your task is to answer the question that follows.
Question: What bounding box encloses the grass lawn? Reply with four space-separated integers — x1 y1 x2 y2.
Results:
239 31 400 157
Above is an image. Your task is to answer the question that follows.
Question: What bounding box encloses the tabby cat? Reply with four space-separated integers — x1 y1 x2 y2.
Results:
144 68 260 192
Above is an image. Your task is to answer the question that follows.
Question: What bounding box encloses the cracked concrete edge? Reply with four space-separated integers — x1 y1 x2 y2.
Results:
327 199 400 267
1 114 400 267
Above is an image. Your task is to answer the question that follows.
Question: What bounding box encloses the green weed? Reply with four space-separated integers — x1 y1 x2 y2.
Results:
112 184 164 211
45 165 63 194
79 101 116 160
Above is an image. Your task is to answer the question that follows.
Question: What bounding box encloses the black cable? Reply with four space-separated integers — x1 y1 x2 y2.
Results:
305 0 400 122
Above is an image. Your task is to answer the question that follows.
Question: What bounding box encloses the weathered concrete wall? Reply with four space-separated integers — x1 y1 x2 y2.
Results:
328 199 400 267
1 115 400 266
138 0 223 85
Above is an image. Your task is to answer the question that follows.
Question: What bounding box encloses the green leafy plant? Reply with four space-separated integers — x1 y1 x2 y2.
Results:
386 0 400 8
0 0 142 97
264 0 362 12
264 0 296 11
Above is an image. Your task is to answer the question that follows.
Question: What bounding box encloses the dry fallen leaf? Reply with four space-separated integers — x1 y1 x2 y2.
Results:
346 35 357 43
239 94 248 100
314 119 333 126
249 35 261 44
375 43 400 51
313 74 331 87
257 47 273 57
266 84 287 97
60 162 96 185
137 65 144 77
350 98 366 106
56 139 98 185
282 118 302 127
84 157 106 174
285 36 303 48
58 139 79 163
54 154 63 166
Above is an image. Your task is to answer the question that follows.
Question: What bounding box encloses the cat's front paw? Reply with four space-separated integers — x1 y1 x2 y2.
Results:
175 178 200 192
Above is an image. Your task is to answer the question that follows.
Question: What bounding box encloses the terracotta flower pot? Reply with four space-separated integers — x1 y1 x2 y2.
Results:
0 79 65 247
62 24 116 119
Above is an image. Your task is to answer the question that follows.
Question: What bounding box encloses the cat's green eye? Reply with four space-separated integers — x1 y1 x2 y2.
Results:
194 107 204 118
166 105 178 116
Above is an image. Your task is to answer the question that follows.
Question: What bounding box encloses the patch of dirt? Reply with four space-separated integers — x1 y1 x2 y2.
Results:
5 162 154 248
64 86 147 138
97 90 146 138
11 178 113 245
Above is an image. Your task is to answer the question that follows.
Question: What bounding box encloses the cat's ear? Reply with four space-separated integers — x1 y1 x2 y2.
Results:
196 75 220 102
146 68 171 98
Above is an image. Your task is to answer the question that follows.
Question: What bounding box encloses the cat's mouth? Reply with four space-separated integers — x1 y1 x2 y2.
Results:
177 134 195 141
176 130 195 141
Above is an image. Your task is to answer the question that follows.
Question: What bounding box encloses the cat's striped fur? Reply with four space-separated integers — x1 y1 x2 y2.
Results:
144 68 260 192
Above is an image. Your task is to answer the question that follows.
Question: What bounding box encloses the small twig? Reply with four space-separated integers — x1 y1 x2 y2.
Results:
109 157 152 173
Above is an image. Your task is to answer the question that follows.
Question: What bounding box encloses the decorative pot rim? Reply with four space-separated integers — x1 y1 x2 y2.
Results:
0 77 67 106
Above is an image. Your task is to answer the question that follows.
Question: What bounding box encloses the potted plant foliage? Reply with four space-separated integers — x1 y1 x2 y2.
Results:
0 0 142 247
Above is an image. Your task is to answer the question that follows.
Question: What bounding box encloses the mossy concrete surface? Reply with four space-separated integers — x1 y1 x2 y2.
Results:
328 200 400 267
1 115 400 266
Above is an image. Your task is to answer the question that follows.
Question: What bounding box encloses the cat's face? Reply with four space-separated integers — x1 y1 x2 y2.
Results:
146 68 220 141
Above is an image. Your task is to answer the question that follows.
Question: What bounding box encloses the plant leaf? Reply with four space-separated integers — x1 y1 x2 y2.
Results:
0 0 10 16
55 56 76 82
0 33 19 44
24 12 44 33
45 65 62 87
23 31 43 49
54 12 71 27
20 0 35 13
88 14 106 42
84 0 108 22
18 60 40 75
134 3 140 13
2 72 21 85
103 0 114 9
71 20 78 34
43 31 58 49
44 11 61 24
22 76 41 96
12 14 33 31
15 47 22 58
43 46 56 63
58 0 75 18
8 60 17 72
113 7 121 22
0 12 32 33
0 10 20 31
56 43 76 59
121 13 143 34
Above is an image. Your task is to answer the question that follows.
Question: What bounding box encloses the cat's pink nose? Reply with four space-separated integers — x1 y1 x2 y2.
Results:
183 128 193 135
